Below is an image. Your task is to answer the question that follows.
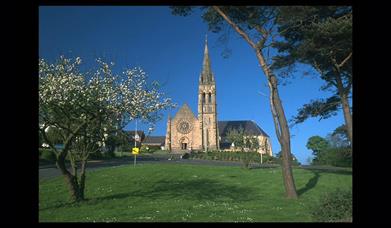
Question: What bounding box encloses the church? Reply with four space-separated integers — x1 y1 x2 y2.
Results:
164 37 272 155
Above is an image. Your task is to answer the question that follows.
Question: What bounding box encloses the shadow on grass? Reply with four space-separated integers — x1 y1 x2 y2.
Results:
40 200 83 211
92 178 257 204
296 167 352 196
300 166 352 175
297 170 321 196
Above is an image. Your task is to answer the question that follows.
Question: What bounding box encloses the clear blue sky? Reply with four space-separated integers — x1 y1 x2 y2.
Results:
39 6 346 164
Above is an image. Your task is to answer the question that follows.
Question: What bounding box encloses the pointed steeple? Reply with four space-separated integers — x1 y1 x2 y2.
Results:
200 34 214 84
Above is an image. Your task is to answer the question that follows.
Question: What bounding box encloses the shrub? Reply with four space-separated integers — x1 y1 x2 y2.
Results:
181 153 190 159
141 145 160 153
40 148 56 162
103 151 115 159
311 188 352 222
315 147 352 167
89 151 103 160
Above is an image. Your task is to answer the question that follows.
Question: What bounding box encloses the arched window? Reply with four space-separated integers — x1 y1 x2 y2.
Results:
208 92 212 103
202 93 206 104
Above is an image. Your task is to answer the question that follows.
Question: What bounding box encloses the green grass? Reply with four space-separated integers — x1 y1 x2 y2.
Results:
39 164 352 222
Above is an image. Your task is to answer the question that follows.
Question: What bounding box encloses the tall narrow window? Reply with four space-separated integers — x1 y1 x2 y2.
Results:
202 93 206 104
208 92 212 103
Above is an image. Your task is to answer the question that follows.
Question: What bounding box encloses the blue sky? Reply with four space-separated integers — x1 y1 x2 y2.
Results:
39 6 346 164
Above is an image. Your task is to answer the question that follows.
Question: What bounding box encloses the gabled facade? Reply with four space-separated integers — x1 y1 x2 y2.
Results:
165 36 272 155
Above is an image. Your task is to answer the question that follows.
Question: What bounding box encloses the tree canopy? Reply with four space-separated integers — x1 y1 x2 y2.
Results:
273 6 352 134
39 56 175 201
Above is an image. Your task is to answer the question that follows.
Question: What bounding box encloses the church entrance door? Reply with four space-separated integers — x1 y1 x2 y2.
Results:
181 143 187 150
179 137 189 151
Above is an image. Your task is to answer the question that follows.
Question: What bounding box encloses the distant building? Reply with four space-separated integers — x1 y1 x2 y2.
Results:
164 37 272 155
142 136 166 150
218 120 272 155
124 130 145 148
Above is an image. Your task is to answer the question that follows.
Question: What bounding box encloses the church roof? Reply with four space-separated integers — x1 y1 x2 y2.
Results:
199 35 215 84
218 120 270 137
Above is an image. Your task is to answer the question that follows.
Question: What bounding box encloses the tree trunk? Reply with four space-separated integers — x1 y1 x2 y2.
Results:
334 70 353 145
42 120 90 202
340 94 353 144
267 73 298 199
79 159 88 200
336 77 353 145
254 47 298 198
211 5 298 199
56 156 83 202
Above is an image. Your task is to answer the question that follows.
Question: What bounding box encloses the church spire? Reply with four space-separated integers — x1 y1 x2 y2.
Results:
200 34 214 84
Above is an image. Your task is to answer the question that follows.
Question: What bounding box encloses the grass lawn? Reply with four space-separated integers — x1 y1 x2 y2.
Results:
39 163 352 222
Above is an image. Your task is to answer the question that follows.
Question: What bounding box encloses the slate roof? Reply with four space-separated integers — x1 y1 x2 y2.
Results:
218 120 269 138
123 130 146 142
143 136 166 145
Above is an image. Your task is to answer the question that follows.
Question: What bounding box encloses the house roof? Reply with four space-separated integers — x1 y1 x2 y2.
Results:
143 136 166 145
123 130 145 141
218 120 269 137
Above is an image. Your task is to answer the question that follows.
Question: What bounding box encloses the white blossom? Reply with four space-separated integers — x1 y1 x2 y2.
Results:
44 126 50 133
42 143 49 148
39 56 176 157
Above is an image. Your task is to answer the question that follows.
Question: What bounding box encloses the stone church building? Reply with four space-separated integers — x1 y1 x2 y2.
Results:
164 37 272 155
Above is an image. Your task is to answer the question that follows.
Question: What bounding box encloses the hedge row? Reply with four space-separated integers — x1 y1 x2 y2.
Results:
188 151 276 164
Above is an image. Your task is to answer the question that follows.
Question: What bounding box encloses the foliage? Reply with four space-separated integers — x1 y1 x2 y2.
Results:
311 188 352 222
274 6 352 74
39 56 175 201
39 164 352 222
40 148 56 162
273 6 352 136
315 147 352 167
225 128 262 156
291 96 341 125
190 151 274 165
306 136 330 159
181 152 190 159
141 145 160 153
306 133 351 167
328 124 350 148
274 151 301 166
307 136 352 167
225 127 245 152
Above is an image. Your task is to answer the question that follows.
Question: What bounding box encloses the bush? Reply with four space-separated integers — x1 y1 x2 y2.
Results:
103 151 115 159
181 153 190 159
141 145 160 153
188 150 277 165
89 151 103 160
314 147 352 167
311 188 352 222
241 152 252 169
40 148 56 162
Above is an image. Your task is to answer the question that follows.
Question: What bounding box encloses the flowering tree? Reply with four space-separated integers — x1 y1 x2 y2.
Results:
39 56 174 201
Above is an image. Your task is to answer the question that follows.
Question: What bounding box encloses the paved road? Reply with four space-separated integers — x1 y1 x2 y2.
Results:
39 154 351 181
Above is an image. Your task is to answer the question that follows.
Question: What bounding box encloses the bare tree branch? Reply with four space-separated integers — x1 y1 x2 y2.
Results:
212 6 258 50
338 52 352 69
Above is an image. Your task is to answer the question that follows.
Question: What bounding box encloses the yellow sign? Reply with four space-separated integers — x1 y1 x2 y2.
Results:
132 147 139 155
